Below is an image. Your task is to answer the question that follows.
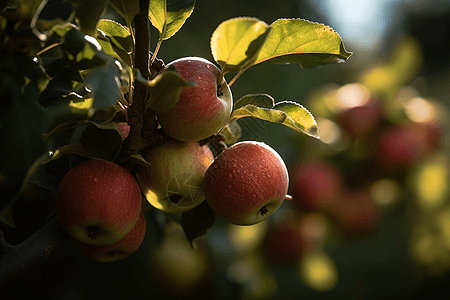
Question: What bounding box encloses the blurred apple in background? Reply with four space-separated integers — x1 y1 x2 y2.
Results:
289 158 346 213
336 100 384 138
328 188 382 236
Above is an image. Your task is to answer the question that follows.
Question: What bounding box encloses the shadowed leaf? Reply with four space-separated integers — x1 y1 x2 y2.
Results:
79 122 123 161
180 200 216 248
109 0 140 24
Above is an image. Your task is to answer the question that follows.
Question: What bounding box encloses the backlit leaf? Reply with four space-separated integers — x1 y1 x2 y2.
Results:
211 17 271 73
97 19 133 53
274 101 319 138
233 93 275 110
149 0 195 40
109 0 140 24
253 18 352 68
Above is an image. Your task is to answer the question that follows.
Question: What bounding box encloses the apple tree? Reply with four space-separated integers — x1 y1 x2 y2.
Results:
0 0 352 293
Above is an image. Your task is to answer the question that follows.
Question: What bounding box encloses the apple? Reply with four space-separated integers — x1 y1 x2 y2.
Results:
56 159 142 246
375 122 441 170
289 158 345 212
337 100 383 138
203 141 289 225
73 211 146 263
329 188 381 236
135 138 214 213
156 57 233 142
116 122 130 139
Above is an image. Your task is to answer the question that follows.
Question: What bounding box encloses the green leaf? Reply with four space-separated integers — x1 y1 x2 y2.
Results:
134 66 195 113
233 93 275 110
180 200 216 248
109 0 140 24
211 17 271 73
97 19 133 53
96 19 133 66
149 0 195 40
230 104 287 124
274 101 319 138
121 154 152 167
43 143 94 164
253 18 352 68
0 205 16 228
79 122 124 161
75 0 108 36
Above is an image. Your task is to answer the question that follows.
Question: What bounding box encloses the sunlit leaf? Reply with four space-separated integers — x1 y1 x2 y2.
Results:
253 18 352 68
230 104 286 124
233 93 275 110
149 0 195 40
97 19 133 53
109 0 140 24
274 101 319 138
211 17 271 73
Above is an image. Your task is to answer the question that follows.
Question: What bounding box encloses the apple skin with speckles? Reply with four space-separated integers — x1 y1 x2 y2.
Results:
156 57 233 142
73 211 146 263
135 138 214 213
56 159 142 246
203 141 289 225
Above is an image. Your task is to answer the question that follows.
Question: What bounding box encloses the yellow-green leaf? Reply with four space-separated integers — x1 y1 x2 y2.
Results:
109 0 140 24
253 18 352 68
274 101 319 138
211 17 271 73
229 104 287 124
97 19 133 53
233 93 275 110
149 0 195 40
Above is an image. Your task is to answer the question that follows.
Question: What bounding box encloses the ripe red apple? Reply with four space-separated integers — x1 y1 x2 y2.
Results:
56 159 142 246
156 57 233 142
135 138 214 213
289 158 345 212
203 141 289 225
116 122 130 139
73 211 146 263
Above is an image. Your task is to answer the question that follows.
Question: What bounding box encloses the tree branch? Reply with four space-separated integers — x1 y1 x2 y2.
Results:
120 0 164 165
0 216 71 285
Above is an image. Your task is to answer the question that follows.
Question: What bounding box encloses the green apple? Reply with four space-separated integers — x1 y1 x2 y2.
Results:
135 138 214 213
203 141 289 225
73 211 146 263
56 159 142 246
156 57 233 142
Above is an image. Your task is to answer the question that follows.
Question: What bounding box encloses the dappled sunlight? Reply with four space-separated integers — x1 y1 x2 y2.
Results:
299 251 338 292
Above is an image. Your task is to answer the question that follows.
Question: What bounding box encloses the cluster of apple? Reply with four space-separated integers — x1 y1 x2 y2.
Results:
261 85 447 266
55 57 292 261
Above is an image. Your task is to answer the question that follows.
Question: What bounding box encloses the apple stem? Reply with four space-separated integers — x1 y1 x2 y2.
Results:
285 194 293 201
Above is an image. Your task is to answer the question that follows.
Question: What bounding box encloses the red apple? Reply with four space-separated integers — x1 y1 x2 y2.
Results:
203 141 289 225
375 123 441 170
289 158 345 212
56 159 142 246
116 122 130 139
156 57 233 142
329 188 381 236
73 211 146 263
337 100 383 137
135 138 214 213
